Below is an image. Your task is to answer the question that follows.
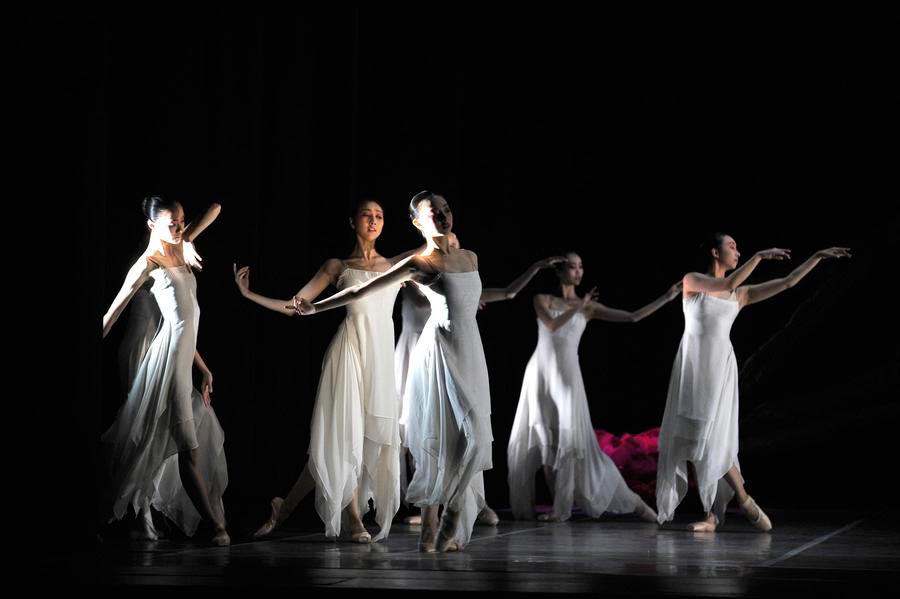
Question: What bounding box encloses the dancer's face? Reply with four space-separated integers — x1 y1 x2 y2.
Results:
351 201 385 241
412 198 439 237
713 235 741 271
429 195 453 235
148 203 186 245
557 253 584 286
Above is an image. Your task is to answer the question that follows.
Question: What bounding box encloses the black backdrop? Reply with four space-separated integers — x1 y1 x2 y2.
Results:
32 10 897 546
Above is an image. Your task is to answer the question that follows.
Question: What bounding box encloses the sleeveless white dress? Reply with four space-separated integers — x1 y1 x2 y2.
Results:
656 291 742 524
103 265 227 535
401 271 493 547
307 268 402 541
507 305 640 521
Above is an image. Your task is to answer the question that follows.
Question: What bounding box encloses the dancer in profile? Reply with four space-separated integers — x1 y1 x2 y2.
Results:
508 251 681 523
115 202 225 541
102 196 229 546
656 234 850 532
395 229 553 526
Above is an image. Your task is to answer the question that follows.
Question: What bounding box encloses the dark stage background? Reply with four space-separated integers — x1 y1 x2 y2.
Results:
34 10 897 547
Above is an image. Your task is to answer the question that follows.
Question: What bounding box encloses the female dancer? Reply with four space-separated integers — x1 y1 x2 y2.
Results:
102 196 229 546
508 252 681 523
115 202 226 541
656 234 850 532
395 231 552 526
236 199 417 542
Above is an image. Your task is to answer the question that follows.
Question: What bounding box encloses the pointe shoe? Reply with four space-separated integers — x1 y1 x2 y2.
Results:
252 497 284 539
687 514 718 532
350 528 372 544
211 527 231 546
404 514 423 525
476 506 500 526
537 513 561 522
634 499 659 523
418 526 438 553
129 510 159 541
740 496 773 532
437 511 461 552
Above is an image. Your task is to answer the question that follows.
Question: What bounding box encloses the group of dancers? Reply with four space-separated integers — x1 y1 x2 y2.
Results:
101 192 851 550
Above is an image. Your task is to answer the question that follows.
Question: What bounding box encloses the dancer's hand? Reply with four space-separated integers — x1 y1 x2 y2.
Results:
286 296 317 315
667 280 684 300
755 248 792 261
183 241 203 271
233 263 250 296
201 370 214 407
535 256 567 270
815 247 852 259
580 286 599 308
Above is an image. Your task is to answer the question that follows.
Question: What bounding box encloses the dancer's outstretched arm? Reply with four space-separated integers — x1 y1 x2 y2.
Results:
388 243 428 265
291 256 424 315
481 256 566 304
184 202 222 242
737 247 851 307
103 258 157 338
234 259 343 316
684 248 792 294
590 281 682 323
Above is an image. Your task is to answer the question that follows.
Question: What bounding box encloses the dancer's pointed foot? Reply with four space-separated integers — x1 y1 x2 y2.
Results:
437 509 462 552
129 510 159 541
418 519 438 552
476 505 500 526
350 522 372 543
252 497 284 539
687 513 718 532
633 499 659 523
211 526 231 546
739 496 772 531
404 514 422 525
537 513 562 522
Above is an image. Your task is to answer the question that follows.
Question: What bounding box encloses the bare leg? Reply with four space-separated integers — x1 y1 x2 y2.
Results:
343 486 371 543
437 506 461 552
538 465 561 521
129 503 159 540
686 461 717 532
543 465 557 497
253 463 316 538
280 464 316 524
403 448 422 524
723 465 772 531
177 449 229 544
419 505 440 552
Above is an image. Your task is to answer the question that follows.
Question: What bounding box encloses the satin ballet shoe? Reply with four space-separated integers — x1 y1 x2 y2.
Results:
211 528 231 546
476 506 500 526
418 525 438 553
349 528 372 544
437 510 462 552
687 514 718 532
404 514 423 525
537 513 562 522
129 510 159 541
633 499 659 523
252 497 284 539
739 496 773 532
